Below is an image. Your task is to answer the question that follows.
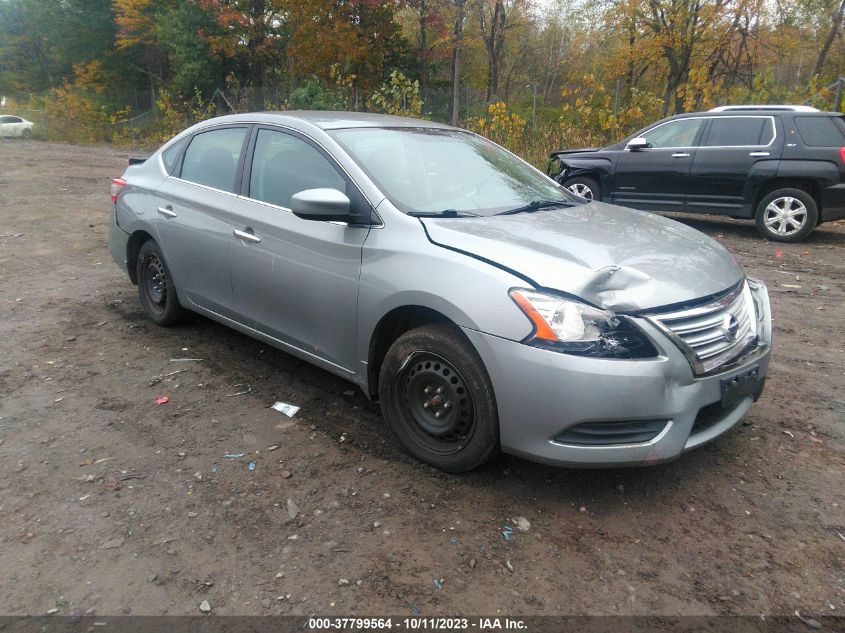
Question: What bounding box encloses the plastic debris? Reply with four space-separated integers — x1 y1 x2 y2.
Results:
502 526 513 541
433 578 443 590
405 601 422 614
199 600 211 613
775 249 784 258
514 516 531 532
272 401 300 417
222 452 245 459
154 396 170 405
170 358 203 362
287 498 300 521
248 460 257 471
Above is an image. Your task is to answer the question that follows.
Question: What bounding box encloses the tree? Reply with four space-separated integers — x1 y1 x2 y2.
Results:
449 0 466 124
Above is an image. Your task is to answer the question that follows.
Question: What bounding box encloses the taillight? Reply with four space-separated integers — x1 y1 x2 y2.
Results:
840 147 845 163
110 177 126 203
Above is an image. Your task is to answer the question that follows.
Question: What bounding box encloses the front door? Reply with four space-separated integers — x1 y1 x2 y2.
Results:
152 125 250 318
686 116 781 216
613 117 706 212
228 126 371 372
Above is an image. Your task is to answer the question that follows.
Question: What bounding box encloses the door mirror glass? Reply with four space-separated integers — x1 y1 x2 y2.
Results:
626 137 649 150
291 188 351 221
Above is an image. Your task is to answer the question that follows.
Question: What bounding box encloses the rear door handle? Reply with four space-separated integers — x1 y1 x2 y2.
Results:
749 151 770 157
157 206 177 218
671 152 691 158
233 228 261 244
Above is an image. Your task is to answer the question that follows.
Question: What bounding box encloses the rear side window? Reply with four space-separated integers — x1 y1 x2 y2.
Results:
794 116 845 147
181 127 248 193
161 137 188 175
704 117 773 146
248 128 346 208
0 115 20 123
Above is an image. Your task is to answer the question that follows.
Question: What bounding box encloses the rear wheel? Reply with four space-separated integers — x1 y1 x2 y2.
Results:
378 324 499 473
563 175 601 202
135 240 186 326
754 188 817 242
21 128 31 138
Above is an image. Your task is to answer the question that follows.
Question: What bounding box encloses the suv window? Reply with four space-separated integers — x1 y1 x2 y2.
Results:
705 117 773 147
794 116 845 147
642 118 704 148
181 127 248 193
249 128 346 208
162 137 188 175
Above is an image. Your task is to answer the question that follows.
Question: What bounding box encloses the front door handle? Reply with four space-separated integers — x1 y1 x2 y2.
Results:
749 151 770 157
233 228 261 244
157 206 177 218
671 152 691 158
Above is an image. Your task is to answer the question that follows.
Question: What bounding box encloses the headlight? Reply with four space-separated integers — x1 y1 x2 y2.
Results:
509 289 657 358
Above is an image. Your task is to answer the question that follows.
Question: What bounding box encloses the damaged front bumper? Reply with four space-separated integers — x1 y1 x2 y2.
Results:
462 280 772 468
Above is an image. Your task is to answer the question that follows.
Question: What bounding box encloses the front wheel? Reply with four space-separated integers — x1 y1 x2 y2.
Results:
563 175 601 202
754 188 817 242
135 240 186 326
378 324 499 473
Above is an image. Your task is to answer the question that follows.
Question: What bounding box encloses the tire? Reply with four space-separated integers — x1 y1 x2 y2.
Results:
378 323 499 473
563 175 601 201
21 128 31 138
135 240 186 326
754 188 817 242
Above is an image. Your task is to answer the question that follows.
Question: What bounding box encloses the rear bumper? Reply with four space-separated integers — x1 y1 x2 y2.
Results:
109 206 131 276
821 183 845 222
462 281 772 468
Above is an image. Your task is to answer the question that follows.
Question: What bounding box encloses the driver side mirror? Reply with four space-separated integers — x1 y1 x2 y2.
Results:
291 188 351 222
626 137 650 151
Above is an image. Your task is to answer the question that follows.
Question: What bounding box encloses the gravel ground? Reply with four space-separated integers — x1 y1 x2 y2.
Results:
0 139 843 618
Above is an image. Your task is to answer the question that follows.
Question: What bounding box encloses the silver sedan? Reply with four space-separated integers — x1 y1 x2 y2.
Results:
108 112 772 472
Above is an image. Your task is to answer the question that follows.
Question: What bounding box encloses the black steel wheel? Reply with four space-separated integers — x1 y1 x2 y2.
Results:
378 324 499 472
135 240 186 326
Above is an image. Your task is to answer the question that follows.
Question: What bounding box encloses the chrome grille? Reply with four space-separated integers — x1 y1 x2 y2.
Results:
647 282 758 375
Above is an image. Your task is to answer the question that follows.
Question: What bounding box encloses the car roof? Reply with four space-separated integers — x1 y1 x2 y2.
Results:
196 111 453 131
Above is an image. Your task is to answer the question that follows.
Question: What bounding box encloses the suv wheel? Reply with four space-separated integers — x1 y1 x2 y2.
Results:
136 240 186 326
563 176 601 201
755 188 817 242
378 324 499 473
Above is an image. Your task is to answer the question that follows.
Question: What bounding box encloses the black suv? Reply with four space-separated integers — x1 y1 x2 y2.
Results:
550 106 845 242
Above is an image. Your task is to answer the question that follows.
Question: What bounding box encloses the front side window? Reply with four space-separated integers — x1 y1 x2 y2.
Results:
180 127 248 193
704 117 773 147
641 118 704 148
249 128 346 208
330 127 571 216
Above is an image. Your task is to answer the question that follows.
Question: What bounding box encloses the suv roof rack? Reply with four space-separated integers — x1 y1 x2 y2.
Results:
708 105 820 112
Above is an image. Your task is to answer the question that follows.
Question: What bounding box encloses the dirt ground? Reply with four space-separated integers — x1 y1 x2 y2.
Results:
0 138 843 618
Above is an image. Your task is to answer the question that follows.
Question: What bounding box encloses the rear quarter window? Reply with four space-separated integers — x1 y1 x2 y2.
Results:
794 116 845 147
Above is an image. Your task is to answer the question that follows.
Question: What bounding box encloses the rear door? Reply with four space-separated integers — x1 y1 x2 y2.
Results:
228 126 371 372
686 115 780 216
613 117 706 211
152 125 250 318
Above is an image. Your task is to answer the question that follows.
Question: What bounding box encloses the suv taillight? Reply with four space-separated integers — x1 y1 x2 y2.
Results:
840 147 845 164
110 177 126 203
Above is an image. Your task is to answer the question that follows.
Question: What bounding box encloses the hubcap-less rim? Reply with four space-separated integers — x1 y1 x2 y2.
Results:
397 353 476 455
567 183 593 200
764 196 807 236
144 255 167 312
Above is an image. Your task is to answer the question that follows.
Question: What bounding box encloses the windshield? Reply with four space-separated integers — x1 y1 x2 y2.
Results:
329 127 575 216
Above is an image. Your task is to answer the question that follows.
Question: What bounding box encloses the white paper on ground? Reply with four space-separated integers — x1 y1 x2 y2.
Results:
272 401 300 417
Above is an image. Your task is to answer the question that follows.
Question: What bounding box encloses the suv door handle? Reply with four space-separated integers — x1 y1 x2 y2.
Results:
671 152 691 158
233 228 261 244
157 206 177 218
749 151 770 157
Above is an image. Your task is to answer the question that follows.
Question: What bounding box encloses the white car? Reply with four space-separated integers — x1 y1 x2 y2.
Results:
0 115 34 137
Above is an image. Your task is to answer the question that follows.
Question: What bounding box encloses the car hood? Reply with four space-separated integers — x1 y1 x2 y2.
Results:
421 201 743 312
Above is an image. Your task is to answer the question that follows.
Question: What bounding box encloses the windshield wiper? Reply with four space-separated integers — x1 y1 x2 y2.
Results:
496 199 572 216
407 209 481 218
